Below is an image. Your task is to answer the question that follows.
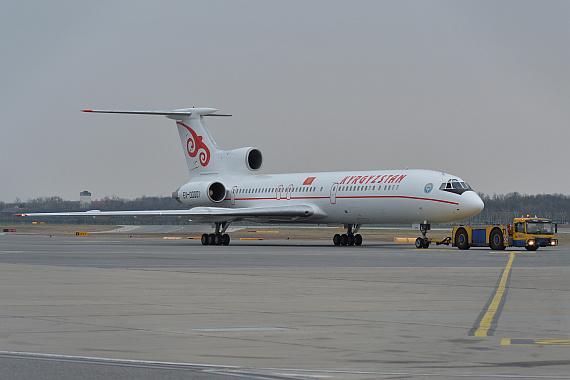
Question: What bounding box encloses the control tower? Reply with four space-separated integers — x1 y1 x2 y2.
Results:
80 190 92 209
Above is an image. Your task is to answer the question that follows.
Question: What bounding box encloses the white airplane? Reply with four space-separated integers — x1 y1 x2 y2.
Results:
17 107 484 247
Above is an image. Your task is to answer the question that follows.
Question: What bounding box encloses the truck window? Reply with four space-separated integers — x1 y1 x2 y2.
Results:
526 221 553 234
515 222 525 233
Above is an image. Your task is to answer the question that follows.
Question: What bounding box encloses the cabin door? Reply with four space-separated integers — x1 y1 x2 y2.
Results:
330 183 339 204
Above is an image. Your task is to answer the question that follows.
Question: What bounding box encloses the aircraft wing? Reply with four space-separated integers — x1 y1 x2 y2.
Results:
15 204 324 223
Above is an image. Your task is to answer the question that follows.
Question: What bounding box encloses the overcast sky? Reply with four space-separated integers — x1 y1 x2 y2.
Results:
1 1 569 202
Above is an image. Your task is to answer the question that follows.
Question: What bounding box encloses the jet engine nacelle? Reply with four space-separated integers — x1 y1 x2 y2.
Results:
218 147 263 173
173 181 226 206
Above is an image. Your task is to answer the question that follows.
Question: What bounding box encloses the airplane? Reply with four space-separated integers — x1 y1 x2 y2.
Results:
16 107 484 247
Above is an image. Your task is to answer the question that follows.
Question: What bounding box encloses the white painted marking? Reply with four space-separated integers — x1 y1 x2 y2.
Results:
191 327 288 332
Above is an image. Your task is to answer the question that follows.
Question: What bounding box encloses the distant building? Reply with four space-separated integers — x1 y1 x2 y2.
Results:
80 190 92 209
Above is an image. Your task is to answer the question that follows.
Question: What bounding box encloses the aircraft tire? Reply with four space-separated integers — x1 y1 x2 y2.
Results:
415 237 424 249
340 234 348 246
348 235 355 246
208 233 216 245
201 233 209 245
333 234 341 246
214 233 223 245
455 228 470 250
422 239 430 249
355 234 362 246
222 234 230 245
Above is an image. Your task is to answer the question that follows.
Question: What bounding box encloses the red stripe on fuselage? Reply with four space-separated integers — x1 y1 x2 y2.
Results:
227 195 458 205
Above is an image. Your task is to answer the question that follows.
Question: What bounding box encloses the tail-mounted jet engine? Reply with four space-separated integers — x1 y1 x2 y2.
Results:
219 147 262 173
172 181 226 206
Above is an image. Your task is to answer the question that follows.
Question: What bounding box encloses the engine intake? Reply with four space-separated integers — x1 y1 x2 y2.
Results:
207 182 226 202
246 148 263 171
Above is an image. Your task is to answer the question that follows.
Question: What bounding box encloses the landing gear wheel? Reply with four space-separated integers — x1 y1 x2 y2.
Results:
416 222 431 249
348 235 355 246
222 234 230 246
208 233 216 245
333 234 341 246
455 228 470 250
201 233 209 245
355 234 362 246
214 233 223 245
489 228 505 250
415 237 424 249
340 234 348 246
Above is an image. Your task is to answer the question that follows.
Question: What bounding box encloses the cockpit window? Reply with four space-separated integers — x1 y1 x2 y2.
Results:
439 179 472 194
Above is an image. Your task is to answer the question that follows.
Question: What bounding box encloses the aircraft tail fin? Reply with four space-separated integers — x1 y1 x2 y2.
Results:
82 108 231 177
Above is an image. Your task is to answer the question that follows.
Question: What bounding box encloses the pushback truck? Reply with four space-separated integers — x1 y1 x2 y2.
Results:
419 217 558 250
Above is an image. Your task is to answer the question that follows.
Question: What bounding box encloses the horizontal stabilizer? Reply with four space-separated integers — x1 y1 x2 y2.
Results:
82 108 231 118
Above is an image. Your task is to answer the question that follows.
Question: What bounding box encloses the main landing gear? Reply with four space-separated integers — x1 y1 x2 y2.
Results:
201 222 231 246
415 222 430 249
333 224 363 246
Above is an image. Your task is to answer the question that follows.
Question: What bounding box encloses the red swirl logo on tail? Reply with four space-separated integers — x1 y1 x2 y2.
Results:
178 122 210 167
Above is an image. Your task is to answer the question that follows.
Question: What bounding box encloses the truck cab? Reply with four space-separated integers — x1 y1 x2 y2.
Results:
510 217 558 251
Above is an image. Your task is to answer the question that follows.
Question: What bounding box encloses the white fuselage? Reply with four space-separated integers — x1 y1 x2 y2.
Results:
177 168 483 225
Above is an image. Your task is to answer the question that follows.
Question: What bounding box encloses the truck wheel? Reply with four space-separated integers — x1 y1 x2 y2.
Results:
489 228 505 250
455 228 470 250
525 245 538 251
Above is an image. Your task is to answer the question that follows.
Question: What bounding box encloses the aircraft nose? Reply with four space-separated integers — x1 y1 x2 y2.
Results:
459 191 484 218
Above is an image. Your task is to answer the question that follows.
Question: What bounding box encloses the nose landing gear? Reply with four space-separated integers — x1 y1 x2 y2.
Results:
415 222 431 249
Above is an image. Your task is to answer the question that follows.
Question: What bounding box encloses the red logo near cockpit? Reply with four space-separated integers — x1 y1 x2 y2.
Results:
177 122 210 167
